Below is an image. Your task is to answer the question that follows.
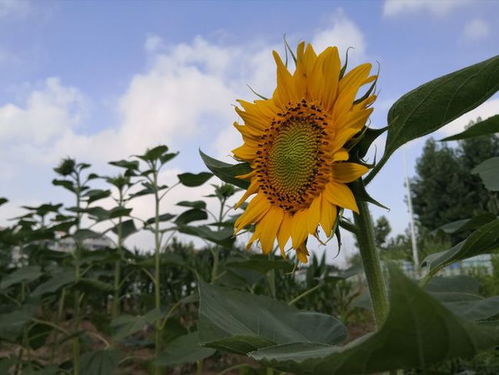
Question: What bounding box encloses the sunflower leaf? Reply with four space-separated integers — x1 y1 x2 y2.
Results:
472 156 499 191
441 114 499 141
248 266 499 374
199 150 251 189
366 54 499 184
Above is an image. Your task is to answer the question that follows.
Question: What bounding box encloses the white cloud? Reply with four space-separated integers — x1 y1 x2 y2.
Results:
383 0 471 17
0 0 30 18
313 9 366 59
462 18 490 42
144 33 165 53
439 98 499 137
0 10 369 262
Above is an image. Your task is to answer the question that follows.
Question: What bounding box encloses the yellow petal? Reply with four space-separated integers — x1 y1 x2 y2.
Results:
258 206 284 253
277 212 293 255
295 243 310 263
234 194 270 231
272 50 297 107
332 162 369 183
307 196 322 234
331 127 361 152
232 144 257 161
291 209 309 248
320 194 337 237
235 179 259 208
332 149 349 162
321 47 341 111
324 181 359 213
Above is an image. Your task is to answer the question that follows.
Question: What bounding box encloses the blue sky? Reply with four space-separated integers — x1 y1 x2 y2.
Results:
1 0 498 264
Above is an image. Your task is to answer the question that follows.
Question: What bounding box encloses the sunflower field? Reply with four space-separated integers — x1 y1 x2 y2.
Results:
1 40 499 375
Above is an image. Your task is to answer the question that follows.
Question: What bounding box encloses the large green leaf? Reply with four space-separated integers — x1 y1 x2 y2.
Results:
155 332 215 367
199 150 251 189
249 267 499 374
366 54 499 183
441 114 499 141
472 156 499 191
198 281 347 355
110 219 137 239
177 200 207 210
80 349 122 375
0 265 42 289
177 172 213 187
422 219 499 277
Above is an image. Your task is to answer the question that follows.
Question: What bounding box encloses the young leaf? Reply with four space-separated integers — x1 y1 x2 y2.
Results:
84 189 111 204
145 213 176 225
136 145 169 162
178 172 213 187
367 54 499 183
199 150 251 189
52 179 75 193
0 197 7 207
441 114 499 141
472 156 499 191
109 159 139 170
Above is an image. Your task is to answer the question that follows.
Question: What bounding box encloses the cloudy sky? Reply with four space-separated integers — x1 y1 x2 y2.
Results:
1 0 498 265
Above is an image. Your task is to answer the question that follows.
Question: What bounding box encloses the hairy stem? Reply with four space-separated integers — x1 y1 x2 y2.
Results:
353 199 389 326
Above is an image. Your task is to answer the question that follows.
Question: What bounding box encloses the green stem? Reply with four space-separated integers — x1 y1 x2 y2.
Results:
353 199 389 326
112 190 124 319
153 167 162 375
73 171 82 375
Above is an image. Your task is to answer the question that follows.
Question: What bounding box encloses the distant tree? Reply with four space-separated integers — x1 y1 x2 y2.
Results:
373 215 391 249
410 118 499 238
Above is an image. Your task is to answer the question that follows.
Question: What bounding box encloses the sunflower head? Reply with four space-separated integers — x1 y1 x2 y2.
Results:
232 42 377 263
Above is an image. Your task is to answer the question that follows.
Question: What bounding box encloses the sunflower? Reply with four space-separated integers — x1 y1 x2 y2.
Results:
232 42 376 263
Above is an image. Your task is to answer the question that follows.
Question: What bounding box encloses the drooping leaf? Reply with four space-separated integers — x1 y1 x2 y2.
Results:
111 219 137 239
111 309 162 341
109 159 139 171
177 172 213 187
31 270 75 297
145 213 176 226
84 189 111 204
249 266 499 374
177 200 207 210
0 197 8 207
74 229 102 241
472 156 499 191
174 209 208 225
154 332 216 367
422 219 499 277
441 114 499 141
0 266 43 289
80 349 122 375
367 54 499 183
136 145 170 162
75 278 114 293
52 179 75 193
198 281 347 355
199 150 251 189
177 225 234 247
435 213 497 235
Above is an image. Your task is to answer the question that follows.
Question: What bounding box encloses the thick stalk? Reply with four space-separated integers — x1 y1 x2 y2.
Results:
153 168 162 375
353 199 389 326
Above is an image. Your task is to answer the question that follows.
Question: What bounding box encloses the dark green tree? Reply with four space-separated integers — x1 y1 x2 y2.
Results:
411 119 499 237
374 215 391 248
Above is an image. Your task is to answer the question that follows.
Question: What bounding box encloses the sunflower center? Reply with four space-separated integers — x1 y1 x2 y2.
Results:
255 99 334 212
